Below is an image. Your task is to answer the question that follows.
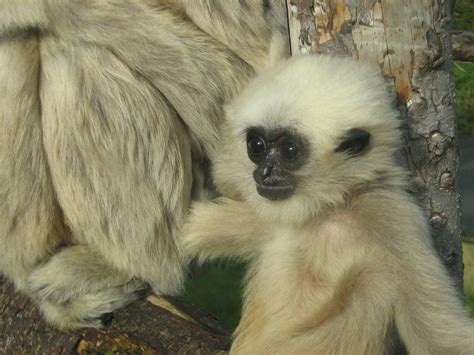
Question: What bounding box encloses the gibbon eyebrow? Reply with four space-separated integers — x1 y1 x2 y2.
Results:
245 126 306 143
244 126 266 138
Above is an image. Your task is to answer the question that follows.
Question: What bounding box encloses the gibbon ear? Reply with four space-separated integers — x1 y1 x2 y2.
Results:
335 128 371 156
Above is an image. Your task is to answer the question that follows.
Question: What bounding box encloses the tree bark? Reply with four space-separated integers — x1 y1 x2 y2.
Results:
452 29 474 62
287 0 463 289
0 276 230 353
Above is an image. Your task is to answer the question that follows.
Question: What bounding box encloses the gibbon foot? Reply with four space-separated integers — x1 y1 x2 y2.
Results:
37 279 146 329
25 245 148 329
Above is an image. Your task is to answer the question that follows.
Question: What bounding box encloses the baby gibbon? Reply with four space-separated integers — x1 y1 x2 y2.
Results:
183 55 474 354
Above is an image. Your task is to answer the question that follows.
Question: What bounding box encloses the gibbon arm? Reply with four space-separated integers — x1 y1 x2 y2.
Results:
394 241 474 354
183 198 269 263
361 196 474 353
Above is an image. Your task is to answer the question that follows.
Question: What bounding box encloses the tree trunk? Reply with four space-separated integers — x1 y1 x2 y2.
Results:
286 0 463 289
0 276 230 353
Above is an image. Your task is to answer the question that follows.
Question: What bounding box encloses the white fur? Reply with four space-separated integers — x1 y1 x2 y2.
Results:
215 55 402 225
0 0 287 329
184 56 474 354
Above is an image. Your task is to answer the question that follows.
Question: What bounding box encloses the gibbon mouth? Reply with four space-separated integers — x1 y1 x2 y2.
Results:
256 184 295 201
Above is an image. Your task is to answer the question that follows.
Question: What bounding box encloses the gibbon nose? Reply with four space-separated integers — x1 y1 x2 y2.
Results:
262 164 273 179
260 153 275 180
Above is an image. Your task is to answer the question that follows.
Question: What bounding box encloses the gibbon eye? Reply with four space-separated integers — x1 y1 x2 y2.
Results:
247 135 266 162
280 140 299 162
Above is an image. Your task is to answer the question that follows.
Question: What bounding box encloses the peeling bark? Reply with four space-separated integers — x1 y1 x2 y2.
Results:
287 0 463 289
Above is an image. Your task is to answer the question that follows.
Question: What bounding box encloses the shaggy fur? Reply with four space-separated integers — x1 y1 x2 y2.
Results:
0 0 288 329
183 55 474 354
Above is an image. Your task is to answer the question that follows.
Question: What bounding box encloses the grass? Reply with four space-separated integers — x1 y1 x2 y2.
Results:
452 0 474 32
180 261 246 330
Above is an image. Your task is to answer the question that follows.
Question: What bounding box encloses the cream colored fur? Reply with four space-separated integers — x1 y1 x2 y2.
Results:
0 0 287 329
184 55 474 354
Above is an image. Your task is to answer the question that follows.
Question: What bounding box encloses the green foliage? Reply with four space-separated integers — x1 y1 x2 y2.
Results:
453 0 474 31
453 0 474 136
454 62 474 136
181 261 246 330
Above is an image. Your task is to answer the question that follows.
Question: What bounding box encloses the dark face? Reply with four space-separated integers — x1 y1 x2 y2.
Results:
246 127 308 201
245 126 371 201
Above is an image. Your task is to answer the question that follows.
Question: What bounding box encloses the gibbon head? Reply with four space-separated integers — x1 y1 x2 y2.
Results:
213 55 402 225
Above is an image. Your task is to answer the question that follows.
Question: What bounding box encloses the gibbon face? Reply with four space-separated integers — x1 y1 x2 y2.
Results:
245 126 372 201
213 55 402 224
245 126 309 200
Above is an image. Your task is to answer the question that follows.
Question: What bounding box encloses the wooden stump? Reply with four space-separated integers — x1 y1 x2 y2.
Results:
0 276 231 354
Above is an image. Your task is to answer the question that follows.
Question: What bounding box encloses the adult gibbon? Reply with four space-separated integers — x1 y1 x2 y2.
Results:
183 55 474 354
0 0 288 329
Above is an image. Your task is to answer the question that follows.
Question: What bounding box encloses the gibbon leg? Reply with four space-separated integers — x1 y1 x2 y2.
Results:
183 198 269 262
39 37 192 296
0 36 147 329
0 35 63 292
